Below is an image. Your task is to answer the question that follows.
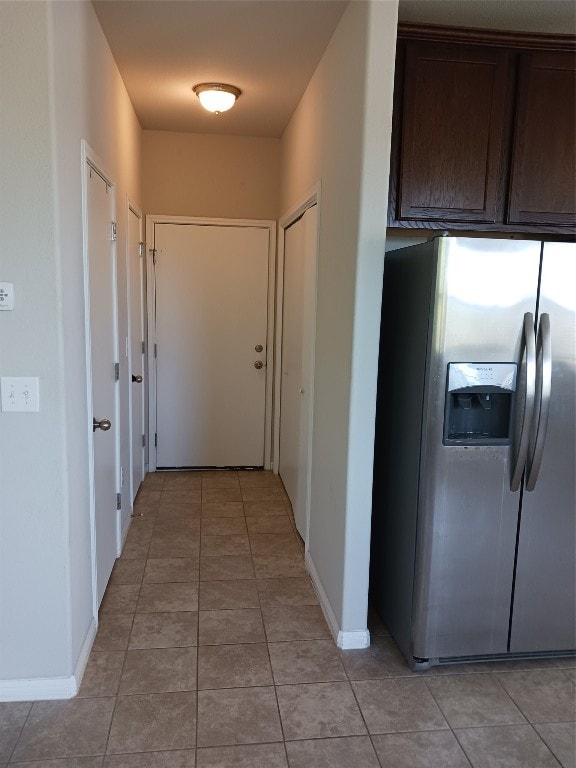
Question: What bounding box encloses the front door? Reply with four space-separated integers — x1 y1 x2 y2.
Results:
153 222 270 468
85 159 119 606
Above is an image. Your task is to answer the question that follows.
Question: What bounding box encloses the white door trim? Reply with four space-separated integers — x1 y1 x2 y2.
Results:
125 198 144 537
145 215 277 471
274 182 321 548
81 140 120 616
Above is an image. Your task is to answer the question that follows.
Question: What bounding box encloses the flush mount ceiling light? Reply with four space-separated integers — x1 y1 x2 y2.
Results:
193 83 241 114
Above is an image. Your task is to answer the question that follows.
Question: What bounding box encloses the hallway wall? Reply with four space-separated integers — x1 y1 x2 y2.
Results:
142 130 280 220
0 0 142 697
0 0 70 685
279 0 399 644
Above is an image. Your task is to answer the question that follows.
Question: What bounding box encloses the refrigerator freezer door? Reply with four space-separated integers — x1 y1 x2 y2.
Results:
510 242 576 652
412 237 542 660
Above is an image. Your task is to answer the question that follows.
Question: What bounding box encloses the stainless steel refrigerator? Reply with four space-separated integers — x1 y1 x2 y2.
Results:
371 236 575 669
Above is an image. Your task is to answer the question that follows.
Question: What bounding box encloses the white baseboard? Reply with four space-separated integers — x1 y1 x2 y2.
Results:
305 551 371 650
0 617 97 702
73 615 98 692
121 507 132 549
337 628 371 649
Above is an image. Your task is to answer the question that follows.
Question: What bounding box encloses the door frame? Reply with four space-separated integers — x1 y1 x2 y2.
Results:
145 215 277 471
81 140 120 615
274 183 321 546
126 199 145 510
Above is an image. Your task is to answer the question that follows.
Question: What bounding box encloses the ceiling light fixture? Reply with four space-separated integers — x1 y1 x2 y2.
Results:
193 83 241 114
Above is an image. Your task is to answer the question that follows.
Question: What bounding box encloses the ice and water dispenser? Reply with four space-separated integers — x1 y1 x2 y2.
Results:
443 363 517 445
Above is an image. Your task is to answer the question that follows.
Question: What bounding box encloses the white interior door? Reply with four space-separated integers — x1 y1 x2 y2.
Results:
153 223 270 468
128 205 145 501
279 204 318 539
85 161 119 606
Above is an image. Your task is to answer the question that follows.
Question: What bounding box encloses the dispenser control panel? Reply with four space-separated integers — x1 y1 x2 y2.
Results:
447 362 517 393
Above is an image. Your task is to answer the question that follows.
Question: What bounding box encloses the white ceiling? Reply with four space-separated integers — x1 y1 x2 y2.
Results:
92 0 348 137
92 0 575 139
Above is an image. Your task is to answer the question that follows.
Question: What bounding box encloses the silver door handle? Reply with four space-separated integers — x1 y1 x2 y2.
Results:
510 313 536 491
526 313 551 491
132 374 143 383
254 360 264 370
93 417 112 432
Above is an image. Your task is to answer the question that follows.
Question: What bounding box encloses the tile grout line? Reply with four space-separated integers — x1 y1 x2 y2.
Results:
5 699 35 766
420 678 475 768
343 664 387 768
109 487 163 758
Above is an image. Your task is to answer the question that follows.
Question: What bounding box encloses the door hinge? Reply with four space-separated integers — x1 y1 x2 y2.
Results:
139 242 145 257
142 340 145 354
111 222 117 242
114 362 120 381
116 492 122 510
142 434 146 447
155 432 158 447
150 248 157 265
154 344 157 358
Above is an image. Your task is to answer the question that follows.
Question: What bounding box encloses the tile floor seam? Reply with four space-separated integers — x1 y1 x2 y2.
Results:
194 520 200 768
525 722 566 768
101 676 124 758
490 671 532 724
452 721 565 768
424 670 529 731
442 726 477 768
5 702 33 765
416 682 476 767
339 673 375 746
422 673 457 733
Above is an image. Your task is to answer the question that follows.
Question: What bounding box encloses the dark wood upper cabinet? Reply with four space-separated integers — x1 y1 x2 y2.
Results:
508 52 576 227
398 42 508 224
389 27 576 235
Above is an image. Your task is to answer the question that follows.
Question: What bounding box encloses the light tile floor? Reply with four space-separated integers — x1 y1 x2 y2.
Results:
1 470 575 767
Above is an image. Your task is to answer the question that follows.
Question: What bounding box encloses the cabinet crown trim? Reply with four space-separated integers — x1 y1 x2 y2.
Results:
397 23 576 51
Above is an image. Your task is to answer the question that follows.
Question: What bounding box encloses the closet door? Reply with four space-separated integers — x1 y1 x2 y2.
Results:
279 205 318 539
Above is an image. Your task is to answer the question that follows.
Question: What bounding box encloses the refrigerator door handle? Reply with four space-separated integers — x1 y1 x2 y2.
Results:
510 312 536 491
526 313 552 491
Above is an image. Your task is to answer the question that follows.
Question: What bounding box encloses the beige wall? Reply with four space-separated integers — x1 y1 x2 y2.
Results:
143 131 280 220
0 0 142 695
0 0 70 682
280 0 398 642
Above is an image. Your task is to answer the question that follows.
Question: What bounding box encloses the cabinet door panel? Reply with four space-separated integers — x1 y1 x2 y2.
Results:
508 52 576 227
398 43 508 224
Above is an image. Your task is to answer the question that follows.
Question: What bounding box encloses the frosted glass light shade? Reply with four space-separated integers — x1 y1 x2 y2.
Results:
193 83 241 114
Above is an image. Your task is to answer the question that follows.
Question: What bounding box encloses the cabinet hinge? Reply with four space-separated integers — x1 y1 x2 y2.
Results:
142 434 146 447
154 344 157 358
111 222 117 241
139 242 145 257
155 433 158 447
142 340 145 354
116 493 122 510
114 362 120 381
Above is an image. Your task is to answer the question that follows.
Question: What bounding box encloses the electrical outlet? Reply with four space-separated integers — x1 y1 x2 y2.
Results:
0 282 14 310
0 377 40 412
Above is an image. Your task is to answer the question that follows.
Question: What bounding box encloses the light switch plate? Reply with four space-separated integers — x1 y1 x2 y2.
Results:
0 282 14 310
0 377 40 412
